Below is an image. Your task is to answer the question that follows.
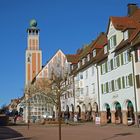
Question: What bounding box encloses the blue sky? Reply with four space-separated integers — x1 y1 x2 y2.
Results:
0 0 139 107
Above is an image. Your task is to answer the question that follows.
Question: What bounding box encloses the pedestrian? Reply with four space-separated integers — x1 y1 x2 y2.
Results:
13 110 18 124
13 115 18 124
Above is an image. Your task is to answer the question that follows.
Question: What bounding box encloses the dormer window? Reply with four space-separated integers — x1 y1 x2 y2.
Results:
123 30 128 40
87 54 90 61
82 58 85 65
109 35 117 49
78 62 80 68
104 45 108 54
93 49 96 57
71 65 73 70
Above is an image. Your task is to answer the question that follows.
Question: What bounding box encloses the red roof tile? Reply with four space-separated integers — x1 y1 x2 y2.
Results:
66 54 79 64
110 16 140 31
90 32 107 52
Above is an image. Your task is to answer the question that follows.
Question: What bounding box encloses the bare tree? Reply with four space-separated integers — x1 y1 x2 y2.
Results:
0 104 8 114
25 74 68 140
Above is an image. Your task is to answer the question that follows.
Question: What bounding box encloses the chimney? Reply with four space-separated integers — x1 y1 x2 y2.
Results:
128 3 138 16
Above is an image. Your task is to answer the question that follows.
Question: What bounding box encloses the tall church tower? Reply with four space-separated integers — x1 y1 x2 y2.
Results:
25 19 42 85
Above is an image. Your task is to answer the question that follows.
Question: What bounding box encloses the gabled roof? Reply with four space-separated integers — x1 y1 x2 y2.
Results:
107 16 139 34
107 7 140 34
36 49 66 79
111 16 140 30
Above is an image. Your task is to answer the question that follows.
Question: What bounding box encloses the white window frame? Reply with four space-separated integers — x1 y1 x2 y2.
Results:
71 65 73 70
104 45 108 54
76 74 79 81
103 83 106 94
91 66 94 76
81 88 84 95
113 57 117 69
85 70 88 79
93 49 96 57
123 51 129 64
123 30 128 40
102 63 106 74
115 79 119 90
78 62 80 68
108 81 112 92
109 35 116 49
87 54 90 61
137 47 140 61
80 72 83 79
86 86 89 95
107 61 111 72
92 83 95 94
125 75 129 88
82 58 85 65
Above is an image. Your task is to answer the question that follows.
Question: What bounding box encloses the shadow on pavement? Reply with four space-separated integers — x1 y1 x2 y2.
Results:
103 132 133 140
0 126 31 140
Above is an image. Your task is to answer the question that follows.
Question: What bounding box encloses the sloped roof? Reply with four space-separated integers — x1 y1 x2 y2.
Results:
110 16 140 31
95 48 108 63
79 45 91 59
90 32 107 52
66 32 107 65
66 54 79 64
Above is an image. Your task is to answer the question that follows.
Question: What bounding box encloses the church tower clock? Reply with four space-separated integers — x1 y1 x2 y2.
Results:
25 19 42 85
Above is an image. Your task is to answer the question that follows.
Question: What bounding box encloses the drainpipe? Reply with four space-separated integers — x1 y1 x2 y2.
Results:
72 75 76 114
95 64 100 116
129 47 139 127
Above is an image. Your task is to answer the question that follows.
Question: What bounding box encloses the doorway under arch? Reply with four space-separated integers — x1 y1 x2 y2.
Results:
71 104 74 120
93 102 98 117
76 105 81 120
86 103 92 121
127 100 135 124
115 102 122 124
105 104 111 123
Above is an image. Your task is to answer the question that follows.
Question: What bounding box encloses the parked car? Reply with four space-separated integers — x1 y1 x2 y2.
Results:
42 112 53 119
127 117 134 125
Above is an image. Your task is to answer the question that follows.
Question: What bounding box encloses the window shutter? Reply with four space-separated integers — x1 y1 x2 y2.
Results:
117 55 120 67
128 74 133 86
105 62 108 73
107 45 109 52
106 82 109 93
101 84 103 94
118 78 121 89
135 49 138 62
111 59 113 70
136 75 140 88
108 40 110 50
122 76 125 88
128 51 131 62
113 35 117 46
121 53 124 65
101 65 103 75
111 80 114 91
